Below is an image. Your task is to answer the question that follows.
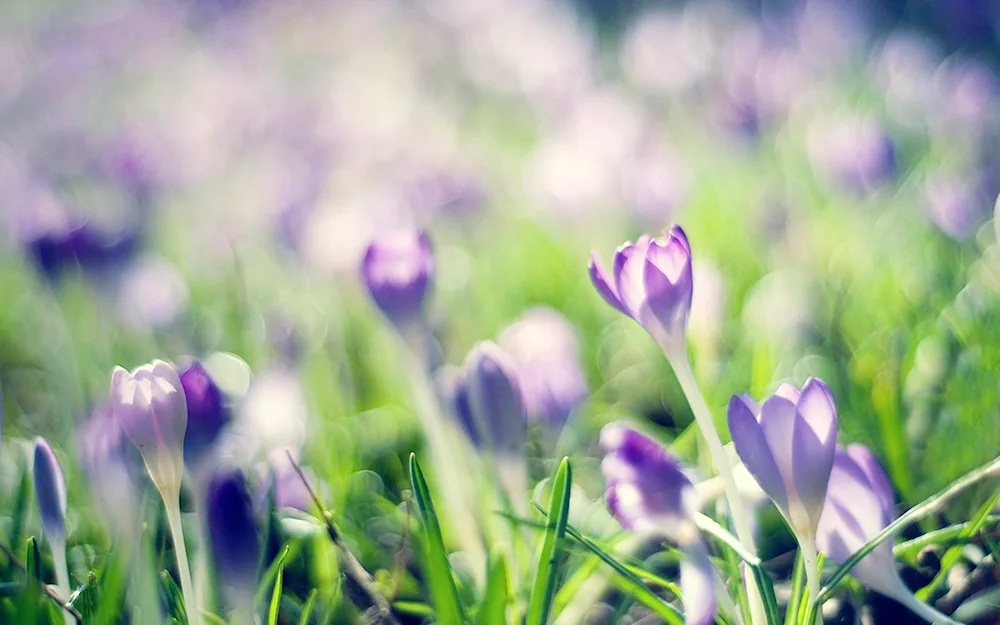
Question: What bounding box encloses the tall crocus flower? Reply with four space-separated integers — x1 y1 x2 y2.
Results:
817 445 960 624
206 469 261 625
33 438 73 625
361 230 433 329
179 361 230 471
728 378 838 611
589 226 762 623
110 360 199 625
600 424 716 625
588 225 692 354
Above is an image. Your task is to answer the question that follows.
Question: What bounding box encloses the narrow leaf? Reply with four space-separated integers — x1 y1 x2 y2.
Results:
409 453 465 624
527 457 572 625
268 547 289 625
478 551 509 625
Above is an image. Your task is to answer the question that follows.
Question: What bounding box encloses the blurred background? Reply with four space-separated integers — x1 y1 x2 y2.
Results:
1 0 1000 618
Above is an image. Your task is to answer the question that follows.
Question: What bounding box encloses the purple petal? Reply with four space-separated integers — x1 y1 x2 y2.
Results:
846 444 896 523
728 395 788 511
680 540 717 625
613 238 651 317
33 437 67 538
758 396 797 503
588 253 627 315
640 238 692 341
668 225 691 256
464 342 526 455
790 379 837 526
773 383 801 403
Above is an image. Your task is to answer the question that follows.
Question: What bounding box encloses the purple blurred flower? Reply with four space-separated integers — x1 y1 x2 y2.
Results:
815 445 954 623
109 360 188 494
206 469 261 596
727 379 837 539
452 341 526 456
923 174 987 240
600 423 715 625
361 231 434 327
27 222 138 280
808 115 896 193
179 362 230 470
497 307 587 428
33 437 67 540
589 225 693 352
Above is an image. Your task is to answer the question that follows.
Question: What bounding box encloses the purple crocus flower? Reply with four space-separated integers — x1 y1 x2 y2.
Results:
27 222 138 280
496 307 587 428
179 362 230 471
361 231 434 327
206 469 262 598
588 225 693 353
33 437 67 540
816 445 957 624
727 378 837 539
109 360 188 495
600 423 715 625
33 437 73 625
452 341 526 456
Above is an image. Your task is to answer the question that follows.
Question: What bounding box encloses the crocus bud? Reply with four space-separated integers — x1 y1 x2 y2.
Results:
816 445 957 624
727 378 837 539
588 225 693 352
33 437 67 539
361 231 433 326
206 469 262 598
600 423 715 625
109 360 188 495
497 307 588 428
452 341 526 457
179 362 230 470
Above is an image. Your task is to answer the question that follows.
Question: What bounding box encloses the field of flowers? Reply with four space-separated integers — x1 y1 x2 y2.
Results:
1 0 999 623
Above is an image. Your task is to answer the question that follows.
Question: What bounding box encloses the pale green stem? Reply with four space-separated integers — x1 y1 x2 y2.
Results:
667 348 766 625
49 535 73 625
399 326 486 581
797 532 823 625
898 591 963 625
163 489 200 625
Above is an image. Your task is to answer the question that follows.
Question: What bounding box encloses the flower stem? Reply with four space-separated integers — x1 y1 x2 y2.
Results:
667 349 766 625
899 591 962 625
49 535 74 625
162 490 200 625
797 532 823 625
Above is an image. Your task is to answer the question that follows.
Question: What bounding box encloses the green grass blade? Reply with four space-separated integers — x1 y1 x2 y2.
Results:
817 454 1000 604
916 488 1000 601
268 546 290 625
527 457 572 625
409 453 466 625
298 589 318 625
694 512 760 566
894 516 1000 563
478 550 509 625
562 526 684 625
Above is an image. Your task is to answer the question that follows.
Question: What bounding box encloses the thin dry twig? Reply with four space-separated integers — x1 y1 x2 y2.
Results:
285 450 401 625
0 541 84 622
